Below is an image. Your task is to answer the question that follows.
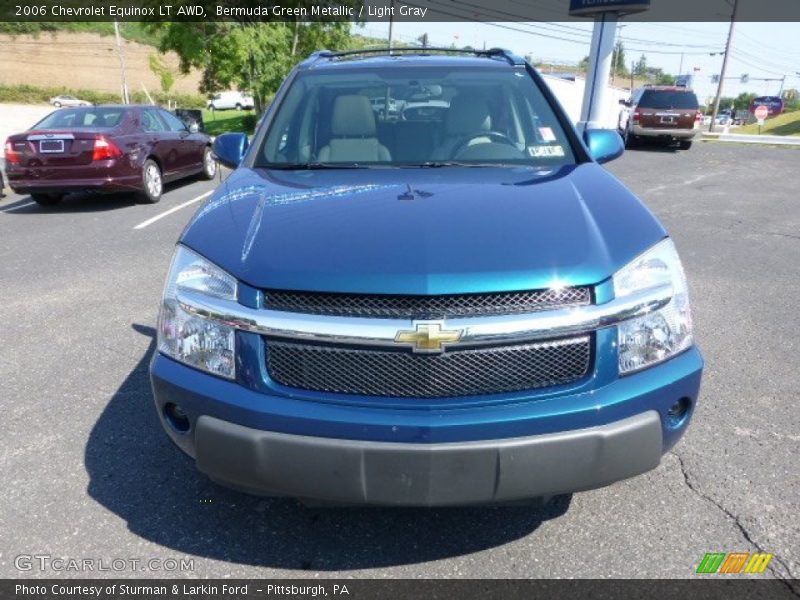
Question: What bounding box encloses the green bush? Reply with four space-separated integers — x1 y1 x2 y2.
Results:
0 84 205 108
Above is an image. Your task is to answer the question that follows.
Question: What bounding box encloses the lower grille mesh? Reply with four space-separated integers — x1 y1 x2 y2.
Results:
266 336 592 398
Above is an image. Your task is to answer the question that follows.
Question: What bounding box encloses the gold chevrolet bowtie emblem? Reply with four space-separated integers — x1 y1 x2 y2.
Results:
394 322 463 354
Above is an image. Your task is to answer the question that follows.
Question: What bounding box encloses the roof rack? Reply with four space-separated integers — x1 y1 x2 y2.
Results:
305 47 526 67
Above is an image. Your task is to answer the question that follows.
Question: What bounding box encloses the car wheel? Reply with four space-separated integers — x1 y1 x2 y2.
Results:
200 146 217 180
208 104 215 112
623 125 637 148
235 103 242 111
53 102 61 108
138 159 163 204
31 193 62 206
679 140 693 150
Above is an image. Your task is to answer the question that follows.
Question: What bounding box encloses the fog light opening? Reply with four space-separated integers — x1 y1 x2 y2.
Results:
667 397 692 428
164 402 191 433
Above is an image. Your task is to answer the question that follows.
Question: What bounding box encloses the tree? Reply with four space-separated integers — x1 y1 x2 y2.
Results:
633 54 647 77
656 73 676 85
151 7 355 111
417 33 429 48
734 92 757 111
612 41 629 77
148 53 175 95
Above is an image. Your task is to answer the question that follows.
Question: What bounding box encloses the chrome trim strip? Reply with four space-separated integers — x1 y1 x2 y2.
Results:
176 284 672 348
27 133 76 141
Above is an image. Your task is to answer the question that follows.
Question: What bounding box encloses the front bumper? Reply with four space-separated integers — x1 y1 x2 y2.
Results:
632 125 699 140
150 346 703 505
195 411 662 506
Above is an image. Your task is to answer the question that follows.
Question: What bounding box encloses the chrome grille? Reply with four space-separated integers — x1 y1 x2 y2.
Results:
264 287 591 319
266 336 592 398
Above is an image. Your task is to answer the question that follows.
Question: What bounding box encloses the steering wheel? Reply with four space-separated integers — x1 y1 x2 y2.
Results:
452 131 517 158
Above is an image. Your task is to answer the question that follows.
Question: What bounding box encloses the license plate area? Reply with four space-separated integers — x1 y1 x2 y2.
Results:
660 116 676 124
39 139 65 153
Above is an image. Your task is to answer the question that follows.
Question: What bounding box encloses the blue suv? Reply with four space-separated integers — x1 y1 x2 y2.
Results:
150 48 703 506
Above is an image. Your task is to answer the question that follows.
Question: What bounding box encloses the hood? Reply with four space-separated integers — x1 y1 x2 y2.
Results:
181 164 666 294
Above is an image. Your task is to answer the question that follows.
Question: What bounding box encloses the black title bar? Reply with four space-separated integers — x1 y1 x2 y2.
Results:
2 0 800 22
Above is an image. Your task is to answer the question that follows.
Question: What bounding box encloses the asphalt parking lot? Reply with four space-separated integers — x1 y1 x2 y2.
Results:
0 141 797 582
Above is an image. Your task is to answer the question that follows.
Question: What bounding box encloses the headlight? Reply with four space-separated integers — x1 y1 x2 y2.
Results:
157 245 237 379
613 238 693 374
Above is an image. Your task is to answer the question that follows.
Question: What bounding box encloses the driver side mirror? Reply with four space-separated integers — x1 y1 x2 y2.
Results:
212 132 249 170
619 98 631 107
583 129 624 165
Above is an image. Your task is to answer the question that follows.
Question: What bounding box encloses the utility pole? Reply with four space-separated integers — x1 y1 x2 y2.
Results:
779 75 786 96
678 52 684 76
631 59 635 91
709 0 738 132
113 21 129 104
387 0 394 52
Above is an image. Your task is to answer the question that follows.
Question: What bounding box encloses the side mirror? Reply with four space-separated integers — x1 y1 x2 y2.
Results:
618 98 630 107
188 122 199 134
212 132 249 170
584 129 624 165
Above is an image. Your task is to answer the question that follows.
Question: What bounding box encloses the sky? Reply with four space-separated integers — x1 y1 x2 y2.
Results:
356 21 800 103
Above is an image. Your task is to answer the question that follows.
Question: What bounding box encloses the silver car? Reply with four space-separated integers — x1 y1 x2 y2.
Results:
49 95 91 108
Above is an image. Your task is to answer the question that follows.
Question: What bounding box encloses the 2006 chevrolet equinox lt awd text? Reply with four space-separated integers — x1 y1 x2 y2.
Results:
150 48 703 506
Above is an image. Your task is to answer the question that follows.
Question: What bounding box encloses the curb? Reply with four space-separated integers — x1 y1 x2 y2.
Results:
702 133 800 146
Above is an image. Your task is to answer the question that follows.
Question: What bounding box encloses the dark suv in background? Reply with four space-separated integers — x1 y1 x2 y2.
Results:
618 86 702 150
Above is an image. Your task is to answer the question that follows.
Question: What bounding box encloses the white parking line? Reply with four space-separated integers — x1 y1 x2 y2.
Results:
133 190 213 230
0 201 36 212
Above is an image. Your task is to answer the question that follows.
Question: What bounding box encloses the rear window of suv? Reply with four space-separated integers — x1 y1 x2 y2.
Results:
639 90 699 110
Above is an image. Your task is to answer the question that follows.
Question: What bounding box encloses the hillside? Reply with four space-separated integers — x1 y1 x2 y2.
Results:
0 31 202 98
737 110 800 136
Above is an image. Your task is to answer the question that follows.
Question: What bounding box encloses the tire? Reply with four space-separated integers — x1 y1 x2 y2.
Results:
235 103 242 111
31 193 62 206
208 104 215 112
53 102 61 108
679 140 693 150
200 146 217 180
623 125 638 148
138 159 163 204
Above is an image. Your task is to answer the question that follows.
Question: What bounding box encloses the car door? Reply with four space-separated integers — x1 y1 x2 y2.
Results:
159 109 206 175
141 108 181 180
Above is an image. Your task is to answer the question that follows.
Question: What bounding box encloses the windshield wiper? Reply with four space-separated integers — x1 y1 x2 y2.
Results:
404 161 514 168
261 162 370 170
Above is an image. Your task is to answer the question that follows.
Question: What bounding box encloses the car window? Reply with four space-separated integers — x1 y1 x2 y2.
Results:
34 107 125 129
639 90 699 109
160 110 188 132
141 109 167 132
258 66 576 167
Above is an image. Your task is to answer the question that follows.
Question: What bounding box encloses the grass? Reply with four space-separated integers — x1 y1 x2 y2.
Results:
0 83 206 109
201 109 258 137
737 110 800 136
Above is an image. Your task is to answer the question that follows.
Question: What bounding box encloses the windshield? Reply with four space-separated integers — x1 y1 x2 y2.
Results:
639 90 699 110
34 107 126 129
258 65 576 168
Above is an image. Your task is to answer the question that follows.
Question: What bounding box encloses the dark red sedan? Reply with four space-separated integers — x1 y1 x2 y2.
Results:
4 105 216 206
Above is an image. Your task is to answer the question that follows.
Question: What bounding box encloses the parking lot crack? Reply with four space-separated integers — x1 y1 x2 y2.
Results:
761 231 800 242
670 451 799 593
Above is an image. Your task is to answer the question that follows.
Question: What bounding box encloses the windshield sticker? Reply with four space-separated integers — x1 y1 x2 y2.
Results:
528 145 565 158
539 127 557 142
